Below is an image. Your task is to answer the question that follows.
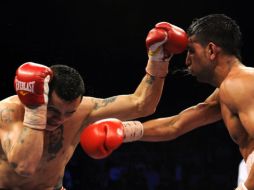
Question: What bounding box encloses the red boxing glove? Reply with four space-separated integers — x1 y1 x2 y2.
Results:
80 118 144 159
80 118 124 159
14 62 53 107
146 27 169 62
145 22 188 77
146 22 188 57
14 62 53 130
155 22 188 54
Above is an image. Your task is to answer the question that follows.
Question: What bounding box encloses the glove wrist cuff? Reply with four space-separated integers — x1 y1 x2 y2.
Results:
23 105 47 130
122 121 144 142
146 59 169 78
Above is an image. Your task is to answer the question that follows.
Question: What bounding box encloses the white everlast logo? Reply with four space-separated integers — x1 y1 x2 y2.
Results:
16 80 35 93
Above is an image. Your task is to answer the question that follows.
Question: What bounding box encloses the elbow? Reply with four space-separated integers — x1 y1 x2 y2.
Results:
15 170 35 178
130 93 158 118
146 106 157 116
142 106 156 117
135 100 157 118
137 106 156 118
13 163 37 177
8 157 38 177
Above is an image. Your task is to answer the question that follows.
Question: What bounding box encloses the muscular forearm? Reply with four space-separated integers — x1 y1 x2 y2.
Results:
140 116 179 142
6 126 44 177
133 69 166 116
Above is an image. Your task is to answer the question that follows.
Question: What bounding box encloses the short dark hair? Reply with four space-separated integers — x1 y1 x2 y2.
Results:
187 14 242 60
49 65 85 101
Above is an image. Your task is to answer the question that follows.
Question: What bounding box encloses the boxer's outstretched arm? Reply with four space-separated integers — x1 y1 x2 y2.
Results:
85 73 165 122
141 89 221 141
80 89 222 159
86 22 187 123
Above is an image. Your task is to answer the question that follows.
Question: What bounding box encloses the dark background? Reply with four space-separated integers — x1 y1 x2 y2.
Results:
1 0 253 189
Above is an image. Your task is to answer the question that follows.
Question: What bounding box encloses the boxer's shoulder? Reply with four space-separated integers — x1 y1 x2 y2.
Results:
0 95 23 111
1 95 21 104
0 96 24 124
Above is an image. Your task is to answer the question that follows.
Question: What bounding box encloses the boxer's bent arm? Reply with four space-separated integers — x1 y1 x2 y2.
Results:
0 103 44 177
86 72 165 122
141 89 222 141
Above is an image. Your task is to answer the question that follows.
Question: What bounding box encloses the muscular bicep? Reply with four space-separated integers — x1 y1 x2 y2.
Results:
176 88 221 129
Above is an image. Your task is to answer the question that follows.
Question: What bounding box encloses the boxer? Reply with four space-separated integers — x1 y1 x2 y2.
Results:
81 14 254 190
0 20 187 189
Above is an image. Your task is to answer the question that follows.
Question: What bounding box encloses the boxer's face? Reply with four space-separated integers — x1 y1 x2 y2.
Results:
46 90 81 130
185 36 214 83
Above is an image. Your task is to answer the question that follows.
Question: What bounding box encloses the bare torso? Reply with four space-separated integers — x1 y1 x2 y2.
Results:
219 66 254 161
220 102 254 159
0 96 89 189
